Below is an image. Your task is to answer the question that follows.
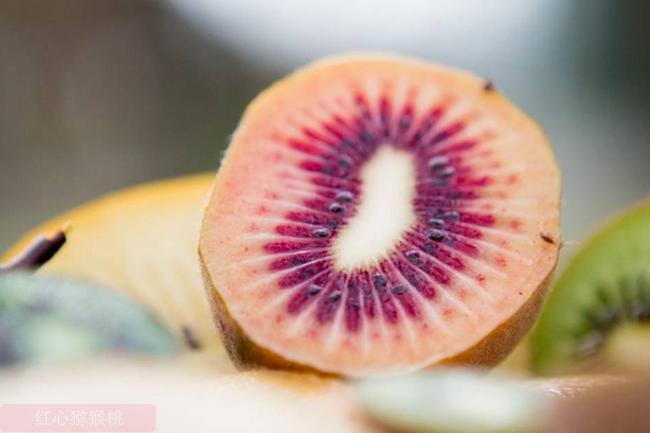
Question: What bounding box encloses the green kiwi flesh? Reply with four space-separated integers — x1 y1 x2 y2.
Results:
531 201 650 374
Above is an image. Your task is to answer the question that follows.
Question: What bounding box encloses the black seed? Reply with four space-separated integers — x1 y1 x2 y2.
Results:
328 290 342 302
182 326 201 350
326 220 340 229
399 115 411 129
483 80 495 91
427 155 450 170
312 227 331 238
322 165 336 175
307 284 322 296
422 242 437 254
428 218 446 228
298 266 317 279
444 210 460 222
329 202 344 213
360 130 374 144
540 233 555 244
372 273 388 288
427 229 446 242
338 158 352 169
341 139 353 148
335 191 354 202
405 250 421 265
437 166 456 178
392 285 408 295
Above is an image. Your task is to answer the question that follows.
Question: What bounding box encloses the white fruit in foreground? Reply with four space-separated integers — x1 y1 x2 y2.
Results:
0 355 374 433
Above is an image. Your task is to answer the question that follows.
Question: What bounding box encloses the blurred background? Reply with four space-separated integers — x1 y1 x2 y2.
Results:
1 0 648 253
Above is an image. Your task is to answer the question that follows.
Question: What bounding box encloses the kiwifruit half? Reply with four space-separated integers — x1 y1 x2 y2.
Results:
531 200 650 374
200 54 561 376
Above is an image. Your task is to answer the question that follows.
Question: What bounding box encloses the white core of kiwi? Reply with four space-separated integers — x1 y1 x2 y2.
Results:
332 145 416 271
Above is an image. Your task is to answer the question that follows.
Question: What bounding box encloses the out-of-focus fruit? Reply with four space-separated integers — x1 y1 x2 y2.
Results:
545 376 650 433
2 174 225 356
356 369 549 433
494 342 532 374
0 357 378 433
200 54 561 376
0 273 176 366
525 374 628 399
600 323 650 373
0 229 66 273
531 201 650 374
0 356 626 433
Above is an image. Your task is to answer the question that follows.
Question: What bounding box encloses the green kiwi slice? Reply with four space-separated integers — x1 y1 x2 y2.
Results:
531 201 650 374
0 273 177 366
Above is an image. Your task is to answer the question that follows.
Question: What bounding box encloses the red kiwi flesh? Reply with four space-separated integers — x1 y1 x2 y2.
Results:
200 54 561 376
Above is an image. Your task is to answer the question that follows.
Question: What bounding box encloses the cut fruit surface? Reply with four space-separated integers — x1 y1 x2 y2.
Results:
2 174 226 357
333 146 416 270
531 200 650 374
200 54 561 376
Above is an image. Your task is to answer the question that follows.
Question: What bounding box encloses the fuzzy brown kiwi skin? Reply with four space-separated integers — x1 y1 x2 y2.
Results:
441 264 556 367
199 250 330 376
200 250 558 377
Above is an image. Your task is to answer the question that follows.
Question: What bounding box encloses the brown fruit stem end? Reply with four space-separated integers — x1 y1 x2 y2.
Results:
0 227 68 274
